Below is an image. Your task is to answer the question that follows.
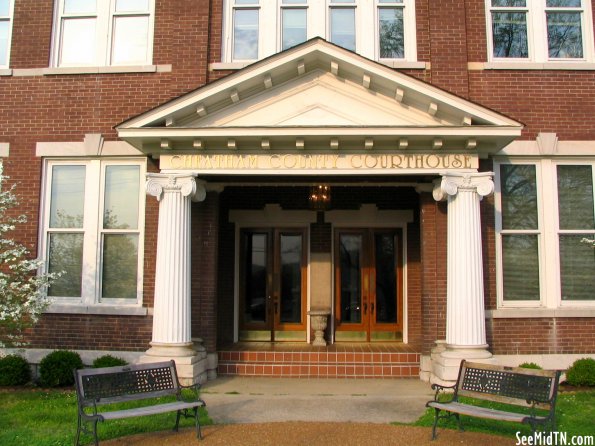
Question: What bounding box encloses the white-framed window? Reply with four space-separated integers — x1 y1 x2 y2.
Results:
495 159 595 308
0 0 14 68
486 0 595 63
222 0 417 63
41 159 146 306
51 0 155 67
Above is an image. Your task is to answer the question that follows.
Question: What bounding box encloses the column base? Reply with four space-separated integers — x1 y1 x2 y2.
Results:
139 342 208 385
430 342 494 385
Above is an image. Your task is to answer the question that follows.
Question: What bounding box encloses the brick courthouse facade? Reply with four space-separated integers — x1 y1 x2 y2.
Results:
1 0 594 383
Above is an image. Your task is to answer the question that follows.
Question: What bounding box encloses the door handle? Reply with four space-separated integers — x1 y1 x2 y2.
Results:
274 302 279 314
363 303 368 314
371 303 375 314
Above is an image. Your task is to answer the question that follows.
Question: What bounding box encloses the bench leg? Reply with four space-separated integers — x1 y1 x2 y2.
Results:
75 415 82 446
92 419 99 446
431 408 441 440
174 410 182 432
454 413 464 432
194 407 202 440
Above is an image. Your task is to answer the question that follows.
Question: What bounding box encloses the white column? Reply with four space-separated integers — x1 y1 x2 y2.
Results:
432 172 494 382
141 174 206 379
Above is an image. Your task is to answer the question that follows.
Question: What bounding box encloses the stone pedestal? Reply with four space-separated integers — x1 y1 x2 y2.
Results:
432 173 494 383
308 309 330 346
141 174 206 384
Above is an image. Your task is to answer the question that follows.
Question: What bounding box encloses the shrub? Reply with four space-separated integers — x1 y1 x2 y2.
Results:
518 362 542 370
92 354 128 368
0 354 31 386
565 358 595 387
38 350 83 387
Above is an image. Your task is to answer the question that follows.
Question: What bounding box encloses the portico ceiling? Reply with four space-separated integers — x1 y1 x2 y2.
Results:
117 38 522 156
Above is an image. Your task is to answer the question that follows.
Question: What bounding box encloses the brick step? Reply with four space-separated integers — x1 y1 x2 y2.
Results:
217 351 421 378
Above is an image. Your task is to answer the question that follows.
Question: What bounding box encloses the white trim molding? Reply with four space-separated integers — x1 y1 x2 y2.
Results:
36 135 144 157
0 142 9 157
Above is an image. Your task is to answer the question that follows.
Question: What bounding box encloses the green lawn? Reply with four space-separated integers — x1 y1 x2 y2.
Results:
0 389 212 446
413 390 595 439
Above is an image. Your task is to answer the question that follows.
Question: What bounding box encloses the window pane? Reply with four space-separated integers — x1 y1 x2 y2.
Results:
502 235 540 301
0 21 8 66
111 16 149 64
547 12 583 58
48 233 83 297
50 165 85 228
557 165 594 230
500 164 538 230
0 0 9 16
546 0 581 7
115 0 149 12
492 12 528 58
379 8 404 58
101 234 138 299
560 235 595 300
233 9 258 60
491 0 526 6
64 0 96 14
103 165 140 229
282 8 306 50
330 8 355 51
60 18 96 65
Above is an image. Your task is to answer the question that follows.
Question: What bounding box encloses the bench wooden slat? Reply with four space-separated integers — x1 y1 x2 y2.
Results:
100 401 202 420
427 401 548 423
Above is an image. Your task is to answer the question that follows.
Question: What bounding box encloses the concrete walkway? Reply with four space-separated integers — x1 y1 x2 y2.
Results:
200 377 434 424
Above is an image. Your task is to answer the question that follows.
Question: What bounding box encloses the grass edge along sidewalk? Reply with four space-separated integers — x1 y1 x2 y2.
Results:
0 388 593 446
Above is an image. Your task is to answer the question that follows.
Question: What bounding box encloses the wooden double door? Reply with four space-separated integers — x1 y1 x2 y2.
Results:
239 228 307 341
334 229 403 342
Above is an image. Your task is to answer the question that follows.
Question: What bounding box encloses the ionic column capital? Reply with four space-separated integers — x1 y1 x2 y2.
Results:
433 172 494 202
146 173 206 202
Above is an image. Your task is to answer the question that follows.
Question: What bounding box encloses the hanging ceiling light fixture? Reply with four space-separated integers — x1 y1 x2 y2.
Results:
309 184 331 210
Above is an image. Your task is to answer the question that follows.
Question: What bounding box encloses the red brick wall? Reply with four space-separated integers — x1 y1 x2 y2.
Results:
420 193 448 354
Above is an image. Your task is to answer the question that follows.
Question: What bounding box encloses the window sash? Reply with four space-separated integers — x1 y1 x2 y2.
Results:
53 0 154 67
486 0 592 62
42 159 145 305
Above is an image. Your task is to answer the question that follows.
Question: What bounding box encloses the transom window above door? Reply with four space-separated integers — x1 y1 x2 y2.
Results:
51 0 155 67
221 0 418 64
486 0 595 63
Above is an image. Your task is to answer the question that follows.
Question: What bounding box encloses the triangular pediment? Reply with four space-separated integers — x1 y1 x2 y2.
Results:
117 38 522 155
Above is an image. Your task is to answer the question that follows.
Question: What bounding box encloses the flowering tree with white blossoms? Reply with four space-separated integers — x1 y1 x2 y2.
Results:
0 163 61 347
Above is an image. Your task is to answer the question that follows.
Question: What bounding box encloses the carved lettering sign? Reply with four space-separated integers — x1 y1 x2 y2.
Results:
160 153 478 172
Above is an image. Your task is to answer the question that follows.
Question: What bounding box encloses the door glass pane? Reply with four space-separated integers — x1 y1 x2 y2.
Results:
491 12 528 58
560 235 595 300
279 234 302 323
64 0 96 14
233 9 258 60
379 8 404 58
111 15 149 65
101 234 138 299
48 233 83 297
330 8 355 51
103 165 140 229
374 233 397 323
244 233 267 323
557 165 594 230
500 164 538 230
60 18 96 65
339 234 362 323
547 12 583 58
282 8 307 50
502 234 540 301
0 21 8 68
115 0 149 12
50 165 86 228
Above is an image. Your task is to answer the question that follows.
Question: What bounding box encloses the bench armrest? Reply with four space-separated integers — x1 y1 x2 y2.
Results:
430 383 457 403
178 383 206 405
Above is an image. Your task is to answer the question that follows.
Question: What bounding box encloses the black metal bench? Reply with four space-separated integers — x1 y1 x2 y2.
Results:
426 360 561 440
74 360 206 446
